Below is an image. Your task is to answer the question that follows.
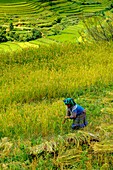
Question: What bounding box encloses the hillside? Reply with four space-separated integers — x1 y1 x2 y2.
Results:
0 0 113 51
0 1 113 169
1 41 113 169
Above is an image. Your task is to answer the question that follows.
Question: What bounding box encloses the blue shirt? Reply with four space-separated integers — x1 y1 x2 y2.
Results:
72 104 84 115
67 104 84 116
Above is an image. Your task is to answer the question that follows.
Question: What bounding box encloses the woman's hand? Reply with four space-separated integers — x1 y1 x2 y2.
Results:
65 116 70 119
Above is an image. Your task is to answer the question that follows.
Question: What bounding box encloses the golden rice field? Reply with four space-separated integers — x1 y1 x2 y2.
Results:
0 42 113 169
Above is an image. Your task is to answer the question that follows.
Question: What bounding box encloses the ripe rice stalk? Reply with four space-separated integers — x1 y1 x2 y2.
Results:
100 163 109 170
64 131 95 147
92 142 113 153
55 149 83 167
1 161 27 170
93 153 113 167
101 107 113 114
29 131 99 157
101 97 113 104
102 125 113 132
29 140 57 156
0 137 13 159
96 125 113 133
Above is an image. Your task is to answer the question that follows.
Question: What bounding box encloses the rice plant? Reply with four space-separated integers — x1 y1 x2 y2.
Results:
0 41 113 169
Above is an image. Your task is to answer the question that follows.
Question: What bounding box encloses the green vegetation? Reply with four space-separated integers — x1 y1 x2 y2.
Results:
0 0 24 2
0 0 113 169
0 41 113 169
0 0 112 45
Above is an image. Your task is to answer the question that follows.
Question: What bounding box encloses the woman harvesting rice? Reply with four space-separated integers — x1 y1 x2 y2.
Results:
63 98 88 129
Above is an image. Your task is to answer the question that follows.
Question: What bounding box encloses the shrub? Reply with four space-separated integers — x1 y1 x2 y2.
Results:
83 15 113 42
56 17 62 23
52 24 63 35
9 22 14 31
0 26 7 42
6 31 15 41
31 29 42 39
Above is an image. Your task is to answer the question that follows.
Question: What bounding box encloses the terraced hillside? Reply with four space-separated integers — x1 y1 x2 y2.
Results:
0 0 110 36
0 0 113 52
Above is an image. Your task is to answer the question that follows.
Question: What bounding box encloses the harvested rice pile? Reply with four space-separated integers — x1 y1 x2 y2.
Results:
29 130 113 169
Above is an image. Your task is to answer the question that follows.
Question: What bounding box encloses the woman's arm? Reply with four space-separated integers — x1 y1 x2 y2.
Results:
70 112 76 119
65 112 76 119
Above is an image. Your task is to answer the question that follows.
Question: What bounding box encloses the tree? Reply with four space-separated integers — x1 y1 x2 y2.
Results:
9 22 14 31
31 29 42 39
0 26 7 42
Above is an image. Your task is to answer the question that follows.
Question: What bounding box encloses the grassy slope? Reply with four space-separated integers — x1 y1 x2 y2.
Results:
0 42 113 169
0 0 113 169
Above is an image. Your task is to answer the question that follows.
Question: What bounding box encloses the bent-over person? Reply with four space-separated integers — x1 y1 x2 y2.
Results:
63 98 88 129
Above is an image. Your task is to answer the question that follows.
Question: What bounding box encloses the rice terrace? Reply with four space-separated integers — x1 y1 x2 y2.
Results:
0 0 113 169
